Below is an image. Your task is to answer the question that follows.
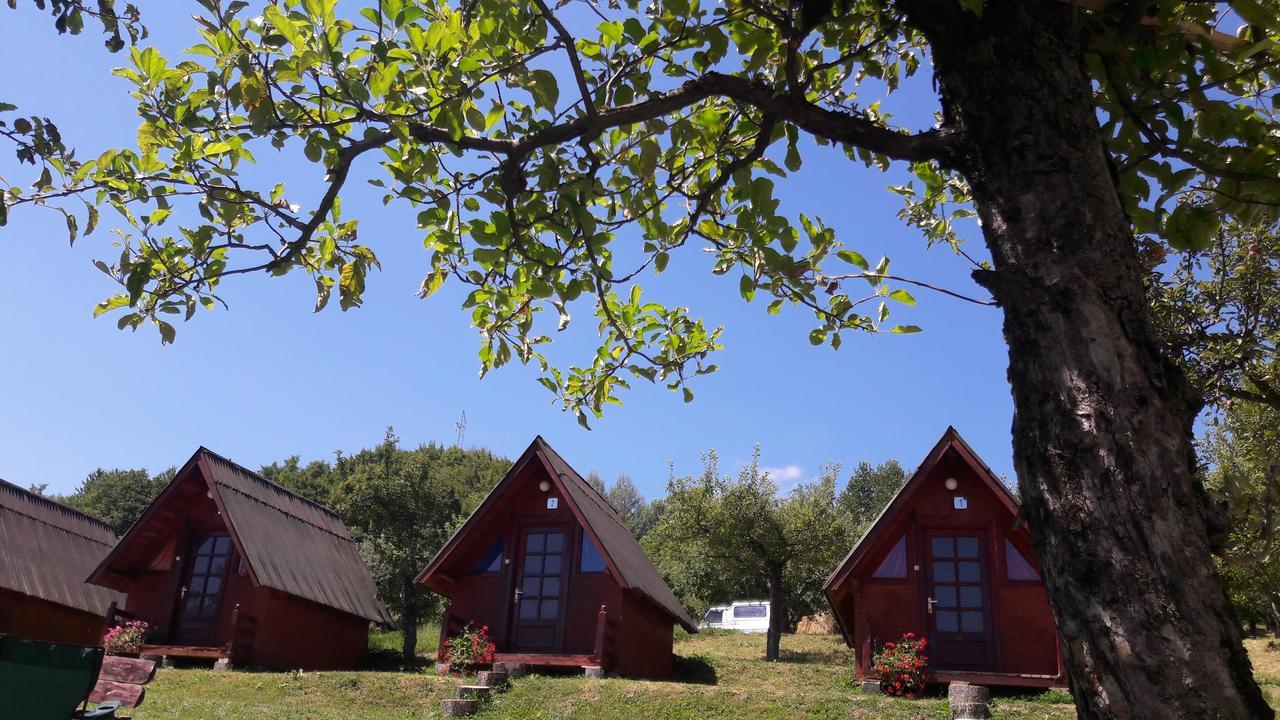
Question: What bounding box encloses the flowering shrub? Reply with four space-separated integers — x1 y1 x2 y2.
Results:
103 620 149 655
442 622 495 667
871 632 928 698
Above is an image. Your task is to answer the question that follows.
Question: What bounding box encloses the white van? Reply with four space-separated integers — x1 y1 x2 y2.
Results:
699 600 770 633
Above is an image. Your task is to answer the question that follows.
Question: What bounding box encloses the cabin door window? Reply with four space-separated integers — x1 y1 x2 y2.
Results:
923 532 992 671
172 533 233 646
511 527 568 652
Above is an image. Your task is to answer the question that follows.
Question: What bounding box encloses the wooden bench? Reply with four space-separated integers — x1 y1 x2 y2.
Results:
87 655 156 718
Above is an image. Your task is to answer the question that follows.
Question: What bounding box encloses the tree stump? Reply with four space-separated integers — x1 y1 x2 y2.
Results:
440 698 477 717
860 679 882 694
948 683 991 720
584 665 605 679
494 661 527 677
477 670 509 688
458 685 492 700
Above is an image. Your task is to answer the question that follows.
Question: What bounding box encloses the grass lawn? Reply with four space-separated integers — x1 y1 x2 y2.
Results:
128 632 1280 719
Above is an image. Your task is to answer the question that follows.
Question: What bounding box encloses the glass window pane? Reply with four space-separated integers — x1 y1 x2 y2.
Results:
960 587 982 608
473 536 504 574
962 611 984 633
210 557 227 576
542 578 560 597
197 537 215 555
546 533 565 552
525 555 543 575
579 531 606 573
205 577 221 595
190 577 205 594
936 610 958 632
544 555 561 574
214 536 232 554
934 586 957 608
871 535 908 579
539 599 559 619
959 561 981 582
526 533 545 552
704 610 723 624
733 604 767 618
1005 539 1042 581
519 600 538 619
194 556 210 574
956 537 979 558
522 577 541 596
933 561 955 583
931 537 954 558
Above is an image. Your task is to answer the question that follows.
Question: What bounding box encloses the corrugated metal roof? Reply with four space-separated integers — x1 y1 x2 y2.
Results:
0 479 124 615
535 438 698 632
198 449 392 625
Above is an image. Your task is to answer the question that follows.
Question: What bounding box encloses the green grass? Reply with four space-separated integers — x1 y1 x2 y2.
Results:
128 632 1280 719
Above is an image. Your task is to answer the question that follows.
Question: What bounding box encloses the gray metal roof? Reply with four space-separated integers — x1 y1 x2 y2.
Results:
199 449 393 625
0 479 124 615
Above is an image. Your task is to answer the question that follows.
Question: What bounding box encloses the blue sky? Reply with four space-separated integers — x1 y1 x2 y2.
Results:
0 4 1014 499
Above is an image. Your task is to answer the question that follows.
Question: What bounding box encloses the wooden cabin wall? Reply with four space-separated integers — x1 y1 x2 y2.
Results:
0 588 107 646
613 592 676 679
249 589 368 670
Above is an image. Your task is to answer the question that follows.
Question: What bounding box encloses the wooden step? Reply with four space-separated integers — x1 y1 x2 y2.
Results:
476 670 508 688
458 685 492 700
440 698 477 717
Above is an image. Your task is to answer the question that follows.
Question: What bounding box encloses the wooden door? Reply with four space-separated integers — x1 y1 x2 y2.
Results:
924 532 993 670
171 533 233 646
511 527 568 652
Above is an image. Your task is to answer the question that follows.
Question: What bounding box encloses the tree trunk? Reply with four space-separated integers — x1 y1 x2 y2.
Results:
766 566 785 662
401 579 418 664
905 1 1271 717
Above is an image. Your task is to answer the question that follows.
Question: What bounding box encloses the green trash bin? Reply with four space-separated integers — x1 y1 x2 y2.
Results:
0 634 104 720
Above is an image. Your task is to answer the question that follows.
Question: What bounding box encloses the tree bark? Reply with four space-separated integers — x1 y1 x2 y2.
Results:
766 566 785 662
401 579 418 664
904 1 1271 717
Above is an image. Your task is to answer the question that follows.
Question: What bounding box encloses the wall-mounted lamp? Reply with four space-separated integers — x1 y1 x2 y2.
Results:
538 480 551 492
944 477 958 491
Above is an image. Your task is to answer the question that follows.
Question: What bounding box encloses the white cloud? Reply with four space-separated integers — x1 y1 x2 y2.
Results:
761 464 805 484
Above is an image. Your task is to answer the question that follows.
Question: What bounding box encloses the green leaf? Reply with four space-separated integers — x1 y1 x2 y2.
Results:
93 294 130 317
1164 204 1220 251
888 289 916 306
739 274 755 302
890 325 922 334
837 249 869 270
528 69 559 110
157 320 176 345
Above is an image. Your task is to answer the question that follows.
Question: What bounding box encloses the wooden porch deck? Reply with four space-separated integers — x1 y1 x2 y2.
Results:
929 669 1065 690
493 652 596 668
140 644 227 660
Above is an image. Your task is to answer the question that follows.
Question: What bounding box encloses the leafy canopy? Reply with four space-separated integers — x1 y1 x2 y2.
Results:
2 0 1278 422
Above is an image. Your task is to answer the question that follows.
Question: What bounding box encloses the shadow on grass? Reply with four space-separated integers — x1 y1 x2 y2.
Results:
363 648 433 672
673 653 718 685
776 647 848 665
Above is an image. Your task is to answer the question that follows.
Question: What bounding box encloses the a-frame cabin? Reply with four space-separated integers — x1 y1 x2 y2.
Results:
417 437 696 679
824 427 1066 688
87 448 391 669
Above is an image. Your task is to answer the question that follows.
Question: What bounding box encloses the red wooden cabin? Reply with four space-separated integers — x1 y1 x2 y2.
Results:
87 448 391 669
824 427 1066 688
0 479 124 646
417 437 696 679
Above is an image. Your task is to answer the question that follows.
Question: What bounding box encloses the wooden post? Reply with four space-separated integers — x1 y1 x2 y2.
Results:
592 605 608 665
437 606 452 662
859 617 873 679
226 604 241 659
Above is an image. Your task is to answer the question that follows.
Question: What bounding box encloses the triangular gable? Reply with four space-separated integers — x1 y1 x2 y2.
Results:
824 427 1021 592
88 448 391 624
417 436 697 632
